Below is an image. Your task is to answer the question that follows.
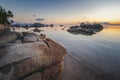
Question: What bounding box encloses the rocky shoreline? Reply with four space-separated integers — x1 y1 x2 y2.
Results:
0 32 67 80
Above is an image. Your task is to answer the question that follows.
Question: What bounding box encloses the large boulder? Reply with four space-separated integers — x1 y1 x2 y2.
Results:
0 34 66 80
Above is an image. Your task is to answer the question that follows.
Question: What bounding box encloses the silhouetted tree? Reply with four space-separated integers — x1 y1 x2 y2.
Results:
7 10 13 18
0 6 14 24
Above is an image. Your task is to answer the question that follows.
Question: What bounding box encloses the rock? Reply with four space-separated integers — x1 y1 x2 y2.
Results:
67 23 103 36
0 32 18 46
33 28 41 33
0 28 10 34
23 73 42 80
61 28 65 30
60 25 64 27
0 35 66 80
92 23 103 32
0 73 10 80
80 22 93 28
0 25 4 30
49 24 54 27
40 33 46 40
13 40 22 44
32 23 45 27
22 33 44 43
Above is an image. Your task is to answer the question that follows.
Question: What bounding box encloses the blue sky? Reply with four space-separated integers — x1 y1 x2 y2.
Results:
1 0 120 24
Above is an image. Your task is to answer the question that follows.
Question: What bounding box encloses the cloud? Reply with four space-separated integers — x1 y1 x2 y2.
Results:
33 15 36 17
35 18 45 21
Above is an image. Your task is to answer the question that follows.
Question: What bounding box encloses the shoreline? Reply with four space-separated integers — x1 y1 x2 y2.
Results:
63 54 106 80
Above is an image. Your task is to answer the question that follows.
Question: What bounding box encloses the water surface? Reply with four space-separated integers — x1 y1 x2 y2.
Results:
41 26 120 79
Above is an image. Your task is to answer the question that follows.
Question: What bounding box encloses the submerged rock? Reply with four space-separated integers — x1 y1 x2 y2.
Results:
0 34 66 80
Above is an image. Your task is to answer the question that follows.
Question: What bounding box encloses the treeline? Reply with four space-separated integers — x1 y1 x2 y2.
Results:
0 6 13 24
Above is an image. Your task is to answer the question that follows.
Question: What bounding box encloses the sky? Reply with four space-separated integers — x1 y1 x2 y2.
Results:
0 0 120 24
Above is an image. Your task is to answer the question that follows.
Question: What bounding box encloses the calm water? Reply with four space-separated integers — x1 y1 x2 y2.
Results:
16 26 120 79
42 26 120 79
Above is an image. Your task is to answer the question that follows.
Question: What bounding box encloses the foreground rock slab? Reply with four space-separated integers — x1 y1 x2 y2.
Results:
0 34 66 80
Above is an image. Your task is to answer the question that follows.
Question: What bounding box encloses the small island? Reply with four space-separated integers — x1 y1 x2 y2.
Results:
67 22 103 36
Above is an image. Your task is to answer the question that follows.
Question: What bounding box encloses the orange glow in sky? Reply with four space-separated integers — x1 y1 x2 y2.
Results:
1 0 120 24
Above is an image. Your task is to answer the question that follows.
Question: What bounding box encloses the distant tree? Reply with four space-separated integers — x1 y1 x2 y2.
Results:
0 6 14 25
7 10 14 18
